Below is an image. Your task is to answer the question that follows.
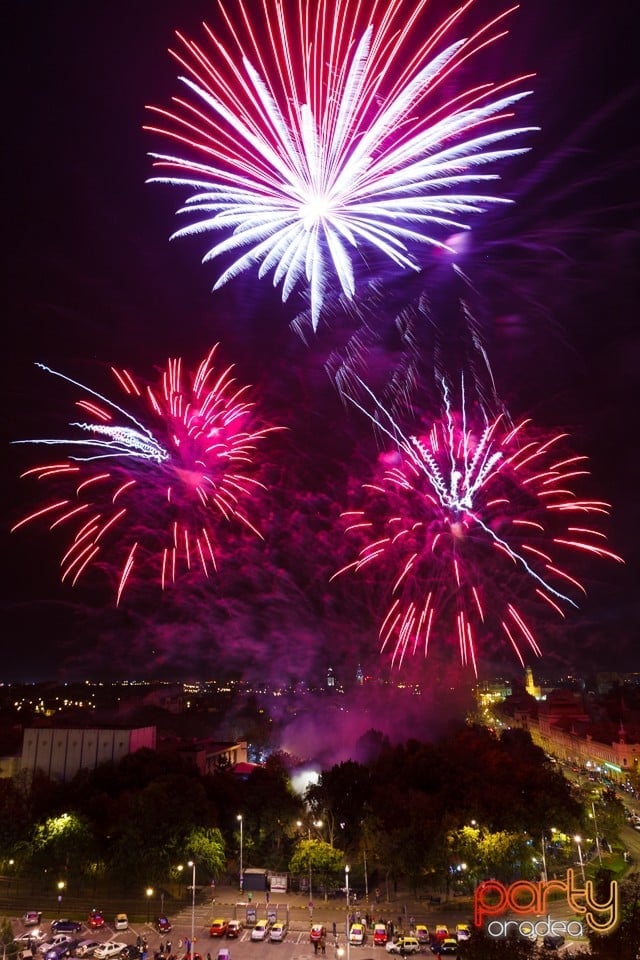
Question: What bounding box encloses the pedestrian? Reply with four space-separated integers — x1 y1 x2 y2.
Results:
207 953 212 960
159 944 164 955
320 938 326 955
313 941 319 955
137 937 142 949
332 922 337 939
247 891 253 903
178 940 183 952
266 891 270 905
166 943 171 956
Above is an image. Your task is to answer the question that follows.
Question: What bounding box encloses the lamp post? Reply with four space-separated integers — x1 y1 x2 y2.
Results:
297 819 323 909
57 881 65 919
187 861 196 960
591 801 603 865
237 815 244 892
145 888 154 924
540 833 548 883
345 865 351 960
574 835 586 883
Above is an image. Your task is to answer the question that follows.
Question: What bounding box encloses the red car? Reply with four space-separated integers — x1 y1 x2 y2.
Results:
88 912 105 931
310 925 326 943
373 924 388 946
209 920 229 938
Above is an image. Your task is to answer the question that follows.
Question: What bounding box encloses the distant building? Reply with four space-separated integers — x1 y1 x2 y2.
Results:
524 666 542 700
21 725 156 782
176 738 248 776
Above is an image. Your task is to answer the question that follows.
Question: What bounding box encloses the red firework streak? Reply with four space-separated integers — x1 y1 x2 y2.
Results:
12 347 280 604
333 388 623 673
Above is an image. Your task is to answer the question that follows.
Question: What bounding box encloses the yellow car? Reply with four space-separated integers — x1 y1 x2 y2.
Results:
414 925 429 945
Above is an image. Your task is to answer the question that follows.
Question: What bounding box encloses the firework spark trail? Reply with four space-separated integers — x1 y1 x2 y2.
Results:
12 347 280 603
146 0 538 328
332 378 623 672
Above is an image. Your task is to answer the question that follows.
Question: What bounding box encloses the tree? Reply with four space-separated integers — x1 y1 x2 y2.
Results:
184 827 226 880
289 839 345 899
21 811 99 885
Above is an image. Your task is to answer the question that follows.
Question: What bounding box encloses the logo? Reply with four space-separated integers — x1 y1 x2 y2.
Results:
474 869 618 938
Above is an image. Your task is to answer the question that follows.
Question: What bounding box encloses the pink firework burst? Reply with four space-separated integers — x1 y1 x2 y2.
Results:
12 347 279 604
145 0 537 328
333 382 623 672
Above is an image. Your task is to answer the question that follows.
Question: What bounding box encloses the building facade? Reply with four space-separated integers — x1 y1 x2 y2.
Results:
21 725 157 781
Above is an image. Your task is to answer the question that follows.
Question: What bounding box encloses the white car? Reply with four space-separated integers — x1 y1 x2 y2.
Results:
93 944 127 960
76 941 101 957
113 916 128 933
385 938 420 955
250 921 270 942
269 923 287 942
38 937 73 955
14 932 45 947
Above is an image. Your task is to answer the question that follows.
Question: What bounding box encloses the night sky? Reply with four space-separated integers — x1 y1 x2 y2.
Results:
2 0 639 685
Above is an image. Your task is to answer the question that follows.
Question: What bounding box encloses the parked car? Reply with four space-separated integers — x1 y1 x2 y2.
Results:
349 924 366 946
269 923 287 942
414 926 429 945
216 950 231 960
373 924 388 946
14 932 44 947
433 926 449 943
309 925 326 943
44 943 77 960
210 920 229 938
88 913 105 931
226 922 242 939
385 938 420 955
119 948 142 960
250 921 270 942
155 918 172 934
113 916 128 933
23 913 43 927
38 936 74 955
432 939 458 956
51 922 82 935
94 943 127 960
76 940 101 957
454 924 470 942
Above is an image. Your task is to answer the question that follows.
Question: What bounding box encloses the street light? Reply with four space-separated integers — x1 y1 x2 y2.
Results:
345 865 351 960
145 888 154 924
57 881 65 920
237 815 244 892
574 835 586 883
297 819 323 910
187 861 196 960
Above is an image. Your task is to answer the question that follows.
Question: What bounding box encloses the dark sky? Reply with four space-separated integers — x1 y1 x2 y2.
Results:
2 0 639 685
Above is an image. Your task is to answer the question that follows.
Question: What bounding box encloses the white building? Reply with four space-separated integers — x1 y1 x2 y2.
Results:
21 725 156 781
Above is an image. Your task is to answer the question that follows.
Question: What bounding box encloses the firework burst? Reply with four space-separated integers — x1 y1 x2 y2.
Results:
333 380 623 672
12 347 279 604
146 0 537 328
